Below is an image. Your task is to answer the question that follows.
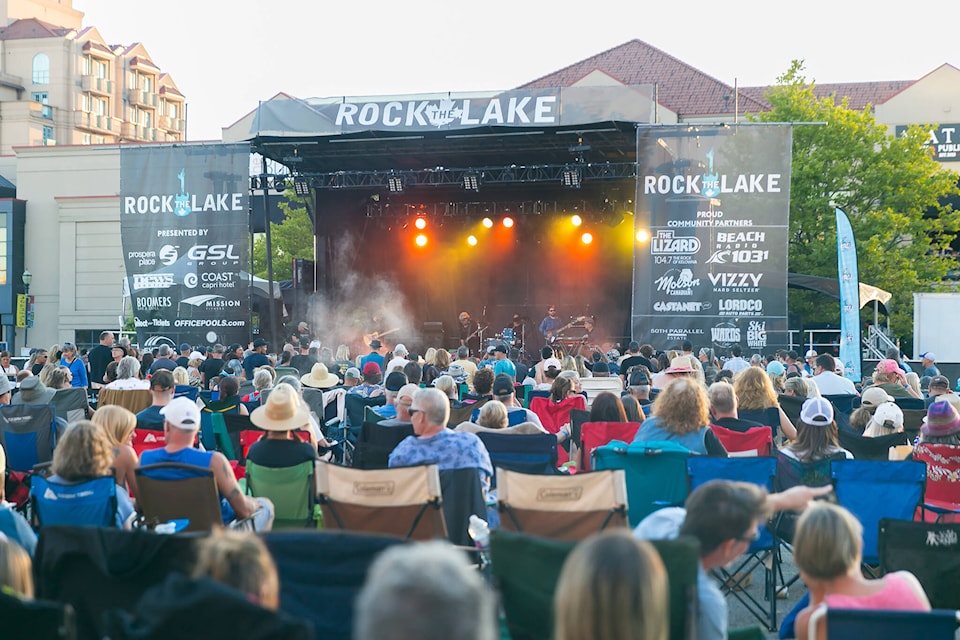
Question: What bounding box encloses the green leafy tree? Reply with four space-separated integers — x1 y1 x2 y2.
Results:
252 190 314 281
755 61 960 341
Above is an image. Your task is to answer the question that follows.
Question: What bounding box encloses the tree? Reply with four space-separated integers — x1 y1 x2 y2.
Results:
251 190 314 281
755 61 960 341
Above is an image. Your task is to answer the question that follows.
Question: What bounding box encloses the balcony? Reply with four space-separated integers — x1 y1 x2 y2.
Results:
128 89 158 109
157 115 185 133
28 101 53 120
120 121 158 141
75 111 119 134
81 75 113 96
42 138 56 146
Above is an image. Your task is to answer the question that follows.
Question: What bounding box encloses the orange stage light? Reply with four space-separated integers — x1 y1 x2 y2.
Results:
467 235 478 246
571 214 582 227
581 232 593 245
636 229 650 243
414 217 427 230
415 234 428 247
502 216 514 228
482 217 494 228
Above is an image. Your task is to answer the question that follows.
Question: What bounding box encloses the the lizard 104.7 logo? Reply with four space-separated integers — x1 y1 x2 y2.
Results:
650 231 701 265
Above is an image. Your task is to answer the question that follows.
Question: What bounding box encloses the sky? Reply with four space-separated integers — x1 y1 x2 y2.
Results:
78 0 957 142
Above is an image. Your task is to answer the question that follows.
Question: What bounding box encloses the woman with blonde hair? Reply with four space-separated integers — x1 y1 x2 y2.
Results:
171 366 190 387
794 502 929 639
0 536 33 598
632 378 728 456
476 400 509 430
49 420 135 527
91 405 139 496
554 529 668 640
193 529 280 610
733 366 798 441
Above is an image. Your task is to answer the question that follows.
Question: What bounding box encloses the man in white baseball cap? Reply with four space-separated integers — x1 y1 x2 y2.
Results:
139 397 274 531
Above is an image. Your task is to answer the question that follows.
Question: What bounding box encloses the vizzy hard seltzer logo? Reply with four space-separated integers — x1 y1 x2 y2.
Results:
123 167 244 216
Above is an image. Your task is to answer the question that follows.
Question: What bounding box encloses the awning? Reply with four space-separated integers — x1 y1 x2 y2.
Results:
788 273 892 313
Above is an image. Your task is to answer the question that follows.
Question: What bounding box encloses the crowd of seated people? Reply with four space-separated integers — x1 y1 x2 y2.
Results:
0 332 953 639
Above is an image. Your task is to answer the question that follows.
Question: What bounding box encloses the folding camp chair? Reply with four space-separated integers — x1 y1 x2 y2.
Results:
135 462 224 532
439 467 487 547
470 405 530 426
579 421 641 471
579 377 624 409
592 439 690 526
777 394 804 427
245 460 316 529
130 429 166 456
808 605 960 640
821 394 858 416
832 459 926 575
902 408 926 442
223 413 265 461
449 399 486 428
0 403 59 472
688 456 781 630
96 388 152 414
30 475 118 528
496 467 627 541
316 461 447 540
50 387 90 423
711 424 773 457
837 429 909 460
475 432 558 480
912 443 960 522
0 591 76 640
879 518 960 610
35 525 199 640
263 530 408 639
353 420 414 470
489 528 699 640
529 395 586 466
173 385 199 401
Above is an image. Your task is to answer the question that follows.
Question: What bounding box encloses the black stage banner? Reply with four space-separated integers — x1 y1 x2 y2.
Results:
633 126 791 354
251 86 655 136
120 143 251 349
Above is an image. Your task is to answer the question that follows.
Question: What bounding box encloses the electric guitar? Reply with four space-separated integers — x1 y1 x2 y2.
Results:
545 316 587 343
461 323 488 346
363 327 400 345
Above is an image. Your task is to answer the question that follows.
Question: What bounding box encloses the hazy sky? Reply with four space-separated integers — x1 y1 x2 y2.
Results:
79 0 956 141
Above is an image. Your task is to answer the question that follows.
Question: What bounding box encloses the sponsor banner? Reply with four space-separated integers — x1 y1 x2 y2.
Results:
120 143 251 347
895 124 960 162
633 126 791 352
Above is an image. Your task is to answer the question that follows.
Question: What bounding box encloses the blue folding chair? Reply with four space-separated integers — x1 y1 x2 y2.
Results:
592 439 690 526
688 456 781 631
30 475 118 528
476 432 559 483
831 459 926 573
0 404 59 471
808 605 960 640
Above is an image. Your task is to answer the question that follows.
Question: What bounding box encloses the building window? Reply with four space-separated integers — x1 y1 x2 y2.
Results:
32 53 50 84
81 56 91 75
42 125 53 143
128 71 136 88
82 133 91 144
80 94 92 112
96 60 107 78
168 102 178 119
96 98 107 115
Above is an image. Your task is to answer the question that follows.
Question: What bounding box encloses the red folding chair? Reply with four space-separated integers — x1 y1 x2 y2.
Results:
529 395 586 465
581 421 642 472
710 424 773 457
131 429 166 456
913 443 960 522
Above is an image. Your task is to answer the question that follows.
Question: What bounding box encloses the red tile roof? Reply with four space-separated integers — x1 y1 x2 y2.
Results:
0 17 71 40
739 80 915 112
519 39 768 117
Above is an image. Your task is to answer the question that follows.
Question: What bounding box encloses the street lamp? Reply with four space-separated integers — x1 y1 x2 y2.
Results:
21 270 31 349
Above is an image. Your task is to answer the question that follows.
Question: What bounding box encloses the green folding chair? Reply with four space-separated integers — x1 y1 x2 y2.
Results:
245 460 318 529
489 528 699 640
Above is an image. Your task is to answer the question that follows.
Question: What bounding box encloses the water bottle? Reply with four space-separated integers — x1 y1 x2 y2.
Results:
467 514 490 549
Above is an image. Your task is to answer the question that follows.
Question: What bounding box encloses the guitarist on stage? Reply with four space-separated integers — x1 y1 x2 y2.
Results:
458 311 483 355
539 305 563 344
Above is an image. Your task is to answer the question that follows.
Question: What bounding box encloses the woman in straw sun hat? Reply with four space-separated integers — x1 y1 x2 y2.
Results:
300 362 341 389
245 384 321 468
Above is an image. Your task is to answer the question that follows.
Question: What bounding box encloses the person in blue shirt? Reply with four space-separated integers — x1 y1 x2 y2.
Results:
492 345 516 379
60 342 88 388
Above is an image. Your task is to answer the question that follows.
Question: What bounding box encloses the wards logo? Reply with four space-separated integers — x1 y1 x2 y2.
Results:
711 322 741 349
702 148 720 198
